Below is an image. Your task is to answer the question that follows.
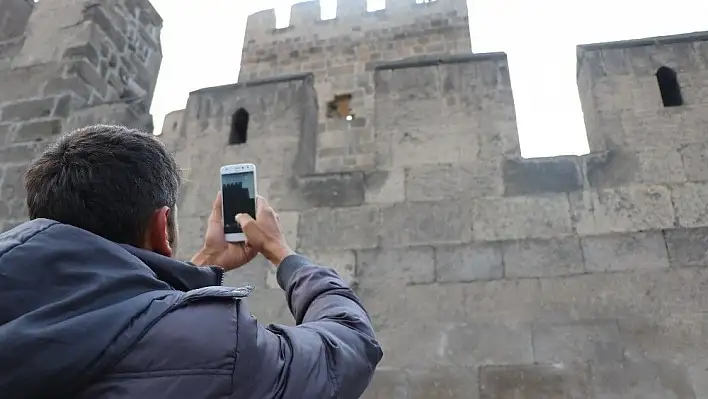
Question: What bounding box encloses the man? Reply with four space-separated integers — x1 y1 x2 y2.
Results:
0 125 382 398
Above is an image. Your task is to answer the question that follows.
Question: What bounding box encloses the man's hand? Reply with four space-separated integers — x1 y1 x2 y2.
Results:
191 191 258 271
236 196 295 266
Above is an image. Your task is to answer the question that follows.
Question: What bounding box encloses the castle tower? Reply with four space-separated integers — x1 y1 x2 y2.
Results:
577 32 708 189
0 0 163 230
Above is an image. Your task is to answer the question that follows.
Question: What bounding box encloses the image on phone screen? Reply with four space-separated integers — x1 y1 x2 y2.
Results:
222 171 256 234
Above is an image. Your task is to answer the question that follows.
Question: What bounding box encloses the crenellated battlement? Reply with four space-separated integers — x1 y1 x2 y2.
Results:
243 0 469 45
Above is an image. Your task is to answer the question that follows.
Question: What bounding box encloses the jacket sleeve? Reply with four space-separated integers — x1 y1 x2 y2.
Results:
230 254 383 398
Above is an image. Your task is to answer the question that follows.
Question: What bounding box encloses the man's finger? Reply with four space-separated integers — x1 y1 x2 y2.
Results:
235 213 263 247
210 191 223 223
255 195 267 213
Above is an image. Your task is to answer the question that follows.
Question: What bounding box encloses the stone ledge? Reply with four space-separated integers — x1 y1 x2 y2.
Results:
578 30 708 52
368 51 507 71
190 73 314 95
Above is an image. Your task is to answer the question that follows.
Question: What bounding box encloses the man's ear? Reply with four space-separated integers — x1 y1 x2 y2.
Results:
147 206 172 257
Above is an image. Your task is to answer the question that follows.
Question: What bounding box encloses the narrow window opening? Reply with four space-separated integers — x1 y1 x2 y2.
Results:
656 66 683 107
326 93 355 120
229 108 249 145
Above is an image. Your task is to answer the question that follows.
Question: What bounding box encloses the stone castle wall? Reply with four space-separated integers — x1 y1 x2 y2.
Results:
162 0 708 393
2 0 708 397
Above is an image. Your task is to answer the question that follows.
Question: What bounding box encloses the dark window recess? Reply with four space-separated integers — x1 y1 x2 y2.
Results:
656 66 683 107
229 108 249 145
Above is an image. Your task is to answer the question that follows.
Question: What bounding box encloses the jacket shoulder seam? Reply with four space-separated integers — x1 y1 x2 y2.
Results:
0 221 58 258
107 369 232 380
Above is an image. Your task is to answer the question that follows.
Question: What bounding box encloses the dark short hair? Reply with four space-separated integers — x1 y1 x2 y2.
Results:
25 124 181 246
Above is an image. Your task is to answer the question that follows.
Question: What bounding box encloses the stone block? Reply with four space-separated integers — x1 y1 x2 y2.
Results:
435 243 503 283
361 368 408 399
364 170 405 204
67 60 107 97
571 185 675 236
472 194 573 241
0 143 35 164
680 141 708 182
672 182 708 228
592 359 697 399
357 247 435 287
240 285 292 326
377 65 440 100
407 366 479 399
380 201 473 248
224 254 268 289
441 322 534 367
387 125 479 167
503 156 582 196
664 227 708 268
539 267 708 321
1 98 55 122
13 119 62 143
532 319 624 365
298 205 381 251
360 283 468 330
502 237 584 278
297 172 365 208
406 162 503 201
584 148 686 188
43 76 92 101
0 123 12 145
479 364 590 399
581 231 669 272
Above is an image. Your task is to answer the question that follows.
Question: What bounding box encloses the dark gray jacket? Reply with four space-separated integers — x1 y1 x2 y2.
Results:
0 219 382 398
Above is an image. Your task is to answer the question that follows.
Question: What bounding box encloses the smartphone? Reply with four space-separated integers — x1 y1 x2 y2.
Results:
220 163 257 242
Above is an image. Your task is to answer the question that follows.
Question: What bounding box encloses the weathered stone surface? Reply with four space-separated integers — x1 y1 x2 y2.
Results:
533 319 624 365
479 364 590 399
435 243 503 282
298 205 381 250
13 119 62 143
664 227 708 268
361 369 408 399
581 231 669 272
381 201 474 247
357 247 435 287
473 194 573 241
407 366 479 399
592 359 698 399
406 161 503 201
681 141 708 182
298 172 365 207
672 182 708 228
364 169 405 204
503 156 581 196
571 185 675 236
1 98 55 121
585 148 686 188
441 322 534 367
502 237 584 278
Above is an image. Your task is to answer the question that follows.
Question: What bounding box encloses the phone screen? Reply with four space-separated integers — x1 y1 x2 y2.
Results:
221 171 256 234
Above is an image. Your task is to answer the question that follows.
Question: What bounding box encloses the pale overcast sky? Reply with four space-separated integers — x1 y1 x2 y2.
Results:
148 0 707 158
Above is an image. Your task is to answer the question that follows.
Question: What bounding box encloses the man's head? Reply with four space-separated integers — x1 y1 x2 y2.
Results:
25 125 182 256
